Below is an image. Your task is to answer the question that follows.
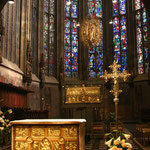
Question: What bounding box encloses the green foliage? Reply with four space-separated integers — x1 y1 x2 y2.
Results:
106 112 115 123
105 112 115 132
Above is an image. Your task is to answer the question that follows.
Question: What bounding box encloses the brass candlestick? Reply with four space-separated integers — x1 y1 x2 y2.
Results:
101 61 131 123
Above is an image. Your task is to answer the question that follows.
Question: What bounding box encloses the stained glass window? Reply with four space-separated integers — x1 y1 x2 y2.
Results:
112 0 127 71
64 0 79 78
88 0 103 78
43 0 55 76
135 0 149 74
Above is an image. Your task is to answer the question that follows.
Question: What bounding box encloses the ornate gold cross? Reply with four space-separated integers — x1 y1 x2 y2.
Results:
101 61 131 122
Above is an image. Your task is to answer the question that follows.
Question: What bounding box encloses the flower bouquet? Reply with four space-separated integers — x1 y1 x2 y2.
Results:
105 130 132 150
0 108 12 145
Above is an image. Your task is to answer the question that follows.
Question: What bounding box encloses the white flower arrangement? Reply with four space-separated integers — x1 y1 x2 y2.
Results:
105 130 132 150
0 109 12 133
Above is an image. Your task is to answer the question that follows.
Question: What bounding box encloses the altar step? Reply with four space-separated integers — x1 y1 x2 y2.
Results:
85 139 106 150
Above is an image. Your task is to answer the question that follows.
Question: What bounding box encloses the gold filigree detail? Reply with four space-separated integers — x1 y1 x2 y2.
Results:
15 141 28 150
31 127 45 138
58 137 65 145
26 137 33 144
63 126 77 138
47 126 61 137
66 85 101 103
65 142 78 150
15 127 28 139
53 141 61 150
40 138 51 150
31 141 40 150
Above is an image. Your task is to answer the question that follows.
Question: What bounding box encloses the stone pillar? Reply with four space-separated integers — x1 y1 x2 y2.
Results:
0 12 4 63
19 0 28 71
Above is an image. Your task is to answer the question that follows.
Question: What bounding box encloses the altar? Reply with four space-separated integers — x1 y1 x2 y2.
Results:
10 119 86 150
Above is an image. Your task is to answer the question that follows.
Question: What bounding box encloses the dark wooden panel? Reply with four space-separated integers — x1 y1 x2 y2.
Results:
0 82 33 108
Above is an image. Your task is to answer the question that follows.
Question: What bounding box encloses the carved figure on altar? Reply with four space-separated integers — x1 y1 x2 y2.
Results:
41 138 51 150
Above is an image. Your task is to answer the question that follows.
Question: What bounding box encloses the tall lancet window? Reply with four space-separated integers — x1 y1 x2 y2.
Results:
43 0 55 76
135 0 149 74
88 0 103 78
64 0 79 78
112 0 127 71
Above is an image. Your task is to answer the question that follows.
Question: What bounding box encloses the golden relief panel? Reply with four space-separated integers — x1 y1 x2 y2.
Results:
65 142 78 150
66 85 101 103
47 126 61 138
53 141 61 150
31 141 40 150
63 126 78 138
31 127 45 138
15 127 28 139
14 125 79 150
15 141 28 150
40 138 51 150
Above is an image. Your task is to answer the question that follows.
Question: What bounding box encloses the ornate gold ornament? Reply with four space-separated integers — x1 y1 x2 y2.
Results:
53 141 61 150
101 61 131 122
15 141 28 150
40 138 51 150
15 128 28 139
32 141 39 150
58 137 65 145
31 127 45 138
80 16 101 47
26 137 33 144
63 126 77 138
66 85 101 103
65 142 78 150
47 127 61 137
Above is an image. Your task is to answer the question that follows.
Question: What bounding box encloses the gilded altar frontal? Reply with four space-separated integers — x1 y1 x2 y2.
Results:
14 126 78 150
11 119 86 150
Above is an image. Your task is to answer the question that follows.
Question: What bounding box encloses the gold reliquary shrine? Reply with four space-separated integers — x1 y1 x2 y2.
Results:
66 85 101 104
